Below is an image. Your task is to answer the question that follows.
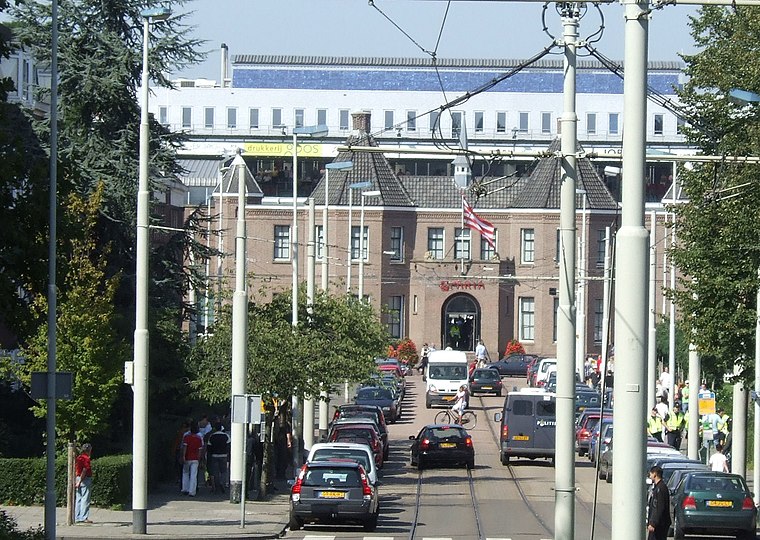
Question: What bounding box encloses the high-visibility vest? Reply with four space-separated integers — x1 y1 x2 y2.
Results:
682 386 690 403
718 414 730 434
666 412 684 431
648 416 663 435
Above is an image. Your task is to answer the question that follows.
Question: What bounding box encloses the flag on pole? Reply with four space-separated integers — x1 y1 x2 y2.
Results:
462 196 496 249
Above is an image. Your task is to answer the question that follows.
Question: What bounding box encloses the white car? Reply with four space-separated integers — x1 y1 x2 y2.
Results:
306 442 379 485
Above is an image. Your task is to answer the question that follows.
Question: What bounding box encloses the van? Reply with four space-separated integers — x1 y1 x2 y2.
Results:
425 349 469 409
493 388 556 464
534 358 557 387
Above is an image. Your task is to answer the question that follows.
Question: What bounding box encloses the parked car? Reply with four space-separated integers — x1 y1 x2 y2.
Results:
307 442 379 486
328 422 384 467
575 391 602 418
469 368 503 396
487 355 531 377
409 424 475 469
599 440 681 483
354 386 401 423
288 461 379 531
588 419 613 465
380 371 406 399
377 362 404 378
670 471 757 539
331 417 387 461
645 456 706 486
331 405 389 459
576 412 612 457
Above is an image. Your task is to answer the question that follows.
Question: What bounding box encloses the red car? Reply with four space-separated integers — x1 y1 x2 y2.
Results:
377 363 403 378
575 412 613 457
328 423 384 468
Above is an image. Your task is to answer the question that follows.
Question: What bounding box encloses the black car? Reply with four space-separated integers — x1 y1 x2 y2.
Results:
487 355 532 377
354 386 400 423
469 368 503 396
331 404 389 460
289 461 379 531
409 424 475 469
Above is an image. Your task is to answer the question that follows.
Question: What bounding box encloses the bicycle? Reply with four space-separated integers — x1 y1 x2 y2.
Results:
434 408 477 429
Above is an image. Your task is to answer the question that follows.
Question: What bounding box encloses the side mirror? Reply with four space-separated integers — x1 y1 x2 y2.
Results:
408 435 416 440
494 412 503 422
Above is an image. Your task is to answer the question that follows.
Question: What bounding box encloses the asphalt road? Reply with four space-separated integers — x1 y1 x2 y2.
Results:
285 374 613 540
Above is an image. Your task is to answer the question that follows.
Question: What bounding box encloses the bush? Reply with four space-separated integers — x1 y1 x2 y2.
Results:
388 338 419 366
0 510 44 540
504 339 526 356
0 454 131 507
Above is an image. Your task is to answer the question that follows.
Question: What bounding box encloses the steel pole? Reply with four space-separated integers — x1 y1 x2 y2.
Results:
229 156 248 504
754 265 760 503
291 133 302 470
358 196 366 301
304 199 316 452
601 227 612 369
45 1 59 537
322 170 329 291
347 191 353 292
732 364 747 477
555 10 578 540
575 195 587 378
648 210 657 407
610 0 649 536
687 341 701 460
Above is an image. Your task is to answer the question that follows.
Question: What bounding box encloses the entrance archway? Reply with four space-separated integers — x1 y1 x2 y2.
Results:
441 294 481 352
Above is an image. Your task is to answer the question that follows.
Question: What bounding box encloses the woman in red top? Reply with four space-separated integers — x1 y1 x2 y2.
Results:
181 420 204 496
75 443 93 523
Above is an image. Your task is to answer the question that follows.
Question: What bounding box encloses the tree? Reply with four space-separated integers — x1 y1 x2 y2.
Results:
11 186 127 443
668 5 760 384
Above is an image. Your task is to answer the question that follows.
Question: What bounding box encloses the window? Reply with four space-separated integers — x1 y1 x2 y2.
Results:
596 229 607 266
340 109 350 130
677 116 686 134
496 112 507 133
249 108 259 129
272 108 283 128
519 112 529 133
387 296 404 338
594 298 604 343
317 109 327 126
227 107 237 129
552 297 560 342
519 297 535 341
350 226 368 261
181 107 192 129
555 229 561 262
474 111 484 133
407 110 416 132
513 400 533 416
451 111 462 138
521 228 535 264
274 225 290 260
427 228 444 260
384 110 394 130
204 107 214 129
429 110 440 132
480 230 496 260
454 228 471 260
541 112 552 134
587 113 597 135
159 106 168 125
609 112 619 135
294 108 304 128
390 226 404 262
654 113 664 135
316 225 324 260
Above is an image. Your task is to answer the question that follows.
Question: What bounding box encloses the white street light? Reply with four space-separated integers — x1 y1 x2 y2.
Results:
346 181 372 293
322 161 353 291
358 190 381 302
133 6 171 535
575 188 587 379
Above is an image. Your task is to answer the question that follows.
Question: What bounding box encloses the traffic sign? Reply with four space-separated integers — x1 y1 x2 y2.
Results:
231 394 262 424
698 391 716 416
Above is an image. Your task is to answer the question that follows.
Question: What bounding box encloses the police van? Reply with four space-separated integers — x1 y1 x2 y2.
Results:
493 388 556 465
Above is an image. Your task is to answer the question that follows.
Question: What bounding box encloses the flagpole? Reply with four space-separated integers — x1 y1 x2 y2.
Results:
461 193 465 275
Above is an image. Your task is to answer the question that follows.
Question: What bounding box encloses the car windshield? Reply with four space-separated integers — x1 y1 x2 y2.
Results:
426 426 467 440
428 365 467 380
303 467 362 487
576 393 601 407
357 388 393 400
474 370 499 380
339 410 379 423
312 449 371 471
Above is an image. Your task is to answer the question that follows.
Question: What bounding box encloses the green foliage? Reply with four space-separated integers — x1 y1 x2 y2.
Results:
668 6 760 385
187 287 389 406
0 454 130 507
0 510 44 540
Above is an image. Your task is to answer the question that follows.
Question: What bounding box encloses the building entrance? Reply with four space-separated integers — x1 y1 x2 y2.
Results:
441 294 480 352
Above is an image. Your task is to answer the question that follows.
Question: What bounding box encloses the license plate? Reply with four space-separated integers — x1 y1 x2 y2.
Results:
318 491 347 499
706 500 733 508
482 386 493 390
439 442 457 448
513 435 530 441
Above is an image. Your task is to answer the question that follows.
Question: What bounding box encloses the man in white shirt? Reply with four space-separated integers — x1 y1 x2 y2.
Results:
475 340 489 367
709 444 729 472
658 367 673 400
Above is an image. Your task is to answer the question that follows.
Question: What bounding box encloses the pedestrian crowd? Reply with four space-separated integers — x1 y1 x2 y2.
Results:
171 414 230 497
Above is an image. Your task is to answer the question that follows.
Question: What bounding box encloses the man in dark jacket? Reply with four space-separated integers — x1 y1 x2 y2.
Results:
647 465 671 540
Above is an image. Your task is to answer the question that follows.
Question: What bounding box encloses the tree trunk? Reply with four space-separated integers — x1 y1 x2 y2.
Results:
258 414 275 500
66 442 75 525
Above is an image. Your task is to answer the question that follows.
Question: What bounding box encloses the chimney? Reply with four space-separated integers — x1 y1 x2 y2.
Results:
220 43 228 88
352 111 371 134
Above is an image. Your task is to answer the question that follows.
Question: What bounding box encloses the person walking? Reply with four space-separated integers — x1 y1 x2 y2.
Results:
647 408 664 442
181 420 204 496
207 421 230 494
647 465 671 540
475 339 489 367
665 403 685 449
75 443 93 524
709 443 729 473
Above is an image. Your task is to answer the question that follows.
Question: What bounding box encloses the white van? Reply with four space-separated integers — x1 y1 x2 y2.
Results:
534 358 557 387
425 349 469 409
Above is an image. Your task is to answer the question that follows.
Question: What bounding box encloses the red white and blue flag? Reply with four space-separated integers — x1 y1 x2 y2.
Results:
462 196 496 249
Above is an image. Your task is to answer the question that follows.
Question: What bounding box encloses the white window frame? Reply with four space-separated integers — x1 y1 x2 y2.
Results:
521 228 535 264
390 226 404 262
406 110 416 132
587 112 597 135
316 225 325 260
519 112 529 133
274 225 290 260
227 107 237 129
609 112 619 135
204 107 214 129
474 111 484 133
387 296 404 339
541 112 552 134
427 227 444 260
480 230 496 260
350 226 369 261
451 111 463 138
454 228 471 260
294 108 304 129
430 110 440 133
339 109 350 130
519 297 536 342
496 111 507 133
181 107 192 129
272 108 283 128
384 110 394 130
249 108 259 129
317 109 327 126
159 106 168 126
654 113 664 135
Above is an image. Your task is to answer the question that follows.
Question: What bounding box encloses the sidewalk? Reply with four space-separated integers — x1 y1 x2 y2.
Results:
1 481 291 540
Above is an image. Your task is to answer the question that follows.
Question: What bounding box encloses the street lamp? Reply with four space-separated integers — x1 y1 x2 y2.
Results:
134 6 171 535
322 161 353 291
358 190 381 302
575 188 587 379
346 181 372 292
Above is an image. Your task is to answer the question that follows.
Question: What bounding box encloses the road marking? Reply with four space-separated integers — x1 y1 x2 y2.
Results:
302 536 334 540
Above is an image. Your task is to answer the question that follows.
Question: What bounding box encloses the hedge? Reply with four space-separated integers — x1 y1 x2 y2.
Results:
0 454 131 507
0 510 44 540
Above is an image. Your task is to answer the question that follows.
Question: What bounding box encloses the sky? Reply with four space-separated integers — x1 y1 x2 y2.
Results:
174 0 700 82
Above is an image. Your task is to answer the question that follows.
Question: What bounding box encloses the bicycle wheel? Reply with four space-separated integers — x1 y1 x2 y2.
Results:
434 410 452 424
460 411 477 429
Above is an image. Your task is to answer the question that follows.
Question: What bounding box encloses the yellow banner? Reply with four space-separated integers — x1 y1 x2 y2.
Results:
243 142 326 157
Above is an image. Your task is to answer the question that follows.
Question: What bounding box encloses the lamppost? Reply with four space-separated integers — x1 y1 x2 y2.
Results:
133 6 171 535
358 190 381 302
575 188 587 379
290 124 327 469
346 181 371 292
322 161 353 291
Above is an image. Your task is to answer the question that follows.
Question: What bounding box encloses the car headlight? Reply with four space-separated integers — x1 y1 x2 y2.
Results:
430 385 438 393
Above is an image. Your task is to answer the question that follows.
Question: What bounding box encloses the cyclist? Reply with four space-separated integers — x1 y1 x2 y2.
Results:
451 384 469 425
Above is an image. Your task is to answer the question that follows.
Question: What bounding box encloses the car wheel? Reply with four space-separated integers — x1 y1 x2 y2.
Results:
417 457 425 470
497 389 503 397
598 465 606 480
500 452 509 466
672 513 685 540
605 468 612 483
425 397 431 409
737 530 755 540
466 458 475 469
578 448 586 457
363 511 379 532
288 514 303 531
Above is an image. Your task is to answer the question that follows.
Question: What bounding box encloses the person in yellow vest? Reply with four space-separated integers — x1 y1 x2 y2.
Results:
716 409 730 446
665 403 685 449
648 408 664 442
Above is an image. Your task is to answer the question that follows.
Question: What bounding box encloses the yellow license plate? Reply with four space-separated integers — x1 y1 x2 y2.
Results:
318 491 346 499
706 500 733 508
513 435 530 441
482 386 493 390
439 442 457 448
